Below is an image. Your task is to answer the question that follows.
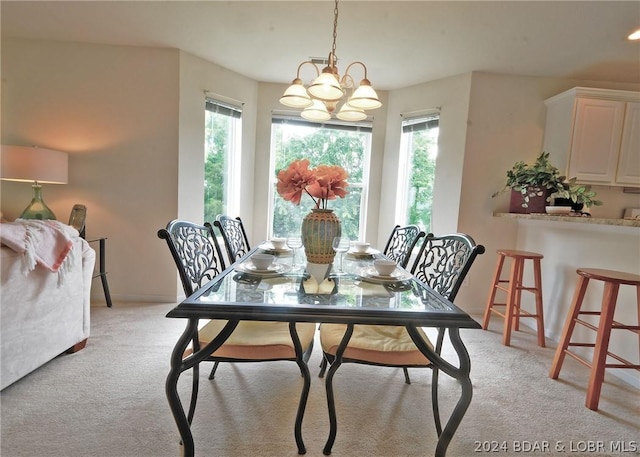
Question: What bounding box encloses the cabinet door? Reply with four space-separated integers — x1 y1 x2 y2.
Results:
616 102 640 185
568 98 625 183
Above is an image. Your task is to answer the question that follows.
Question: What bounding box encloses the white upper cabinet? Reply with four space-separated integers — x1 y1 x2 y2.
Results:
543 87 640 187
616 102 640 185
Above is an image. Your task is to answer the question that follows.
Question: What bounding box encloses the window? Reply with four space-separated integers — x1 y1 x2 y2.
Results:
397 113 439 231
204 98 242 222
269 117 372 240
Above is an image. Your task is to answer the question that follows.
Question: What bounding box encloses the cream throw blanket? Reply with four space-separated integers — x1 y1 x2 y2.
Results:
0 219 79 285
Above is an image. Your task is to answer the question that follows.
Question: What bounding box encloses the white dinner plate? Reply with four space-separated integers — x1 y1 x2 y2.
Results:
235 262 292 277
345 248 379 259
358 266 412 283
257 242 293 254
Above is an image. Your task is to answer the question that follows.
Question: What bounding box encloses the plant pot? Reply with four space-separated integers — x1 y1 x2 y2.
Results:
509 188 551 214
553 197 584 212
301 209 341 264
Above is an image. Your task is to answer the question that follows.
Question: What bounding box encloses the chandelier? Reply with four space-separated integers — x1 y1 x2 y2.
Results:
279 0 382 122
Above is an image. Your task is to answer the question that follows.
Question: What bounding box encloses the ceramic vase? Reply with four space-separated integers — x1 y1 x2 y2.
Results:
301 208 341 264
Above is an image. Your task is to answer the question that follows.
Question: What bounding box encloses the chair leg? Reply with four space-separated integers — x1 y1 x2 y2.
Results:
483 254 505 329
208 361 220 380
533 258 546 347
319 356 327 377
586 282 618 411
402 367 411 384
550 276 590 379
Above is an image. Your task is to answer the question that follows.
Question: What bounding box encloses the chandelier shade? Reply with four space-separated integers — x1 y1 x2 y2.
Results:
308 70 344 102
280 0 382 122
336 102 367 122
279 78 313 108
301 99 332 122
348 79 382 110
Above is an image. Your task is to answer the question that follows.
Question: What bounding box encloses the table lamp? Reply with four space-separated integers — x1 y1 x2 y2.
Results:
1 145 69 220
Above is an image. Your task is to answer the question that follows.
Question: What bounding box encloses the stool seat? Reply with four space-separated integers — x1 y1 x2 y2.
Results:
550 268 640 411
483 249 546 347
496 249 544 260
577 268 640 285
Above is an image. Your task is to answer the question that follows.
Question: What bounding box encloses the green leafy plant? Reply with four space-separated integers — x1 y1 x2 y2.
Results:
552 177 603 208
492 152 566 208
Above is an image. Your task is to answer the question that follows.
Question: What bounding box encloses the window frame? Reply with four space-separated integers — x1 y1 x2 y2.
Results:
396 111 440 230
204 97 243 219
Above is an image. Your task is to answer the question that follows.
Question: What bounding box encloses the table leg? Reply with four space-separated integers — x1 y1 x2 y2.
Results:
289 322 311 455
166 319 239 457
406 326 473 457
323 323 354 456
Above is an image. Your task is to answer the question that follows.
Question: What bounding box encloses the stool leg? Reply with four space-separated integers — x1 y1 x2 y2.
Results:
502 258 520 347
637 286 640 362
512 258 524 332
550 276 590 379
533 258 545 347
483 254 505 330
586 282 619 411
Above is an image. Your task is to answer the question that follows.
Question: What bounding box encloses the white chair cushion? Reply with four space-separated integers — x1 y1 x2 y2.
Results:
191 320 316 360
320 324 433 366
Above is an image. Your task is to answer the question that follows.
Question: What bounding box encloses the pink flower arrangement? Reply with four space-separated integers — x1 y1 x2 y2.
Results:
277 159 349 209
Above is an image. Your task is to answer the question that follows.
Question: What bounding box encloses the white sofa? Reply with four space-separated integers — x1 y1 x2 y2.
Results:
1 228 95 390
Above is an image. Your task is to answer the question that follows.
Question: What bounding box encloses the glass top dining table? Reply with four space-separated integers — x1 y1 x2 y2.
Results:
165 244 481 457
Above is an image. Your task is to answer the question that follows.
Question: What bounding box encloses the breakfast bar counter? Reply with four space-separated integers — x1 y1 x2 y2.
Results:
493 212 640 228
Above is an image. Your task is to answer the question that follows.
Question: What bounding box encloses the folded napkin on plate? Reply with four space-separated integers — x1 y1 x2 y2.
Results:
356 281 391 297
303 276 335 294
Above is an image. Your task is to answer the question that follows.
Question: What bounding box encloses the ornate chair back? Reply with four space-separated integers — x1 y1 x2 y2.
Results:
157 219 227 297
410 232 485 302
382 224 426 268
214 215 251 264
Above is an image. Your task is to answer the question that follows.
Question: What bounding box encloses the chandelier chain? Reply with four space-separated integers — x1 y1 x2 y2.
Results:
331 0 339 67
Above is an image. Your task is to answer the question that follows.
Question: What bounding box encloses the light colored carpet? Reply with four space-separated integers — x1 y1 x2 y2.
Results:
1 301 638 457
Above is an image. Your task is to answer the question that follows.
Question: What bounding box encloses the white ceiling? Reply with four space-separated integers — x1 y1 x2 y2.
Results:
2 1 639 90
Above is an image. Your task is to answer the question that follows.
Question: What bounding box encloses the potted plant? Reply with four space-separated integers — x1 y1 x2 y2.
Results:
492 152 566 213
551 177 603 212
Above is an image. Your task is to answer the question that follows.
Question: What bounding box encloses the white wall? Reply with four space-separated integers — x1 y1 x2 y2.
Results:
1 38 259 303
1 38 181 303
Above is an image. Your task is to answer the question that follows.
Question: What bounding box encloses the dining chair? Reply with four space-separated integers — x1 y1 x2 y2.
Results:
382 224 426 268
318 232 484 434
158 219 316 425
318 224 424 375
213 215 251 264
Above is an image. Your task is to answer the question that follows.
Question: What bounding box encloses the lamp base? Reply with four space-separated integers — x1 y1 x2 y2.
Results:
20 184 57 220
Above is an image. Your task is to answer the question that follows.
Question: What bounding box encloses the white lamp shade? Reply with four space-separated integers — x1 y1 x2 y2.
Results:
308 71 344 102
336 102 367 122
301 99 331 122
348 80 382 110
1 145 68 184
280 80 313 108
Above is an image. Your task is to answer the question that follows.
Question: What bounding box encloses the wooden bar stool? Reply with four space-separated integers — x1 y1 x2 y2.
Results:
549 268 640 411
482 249 545 347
